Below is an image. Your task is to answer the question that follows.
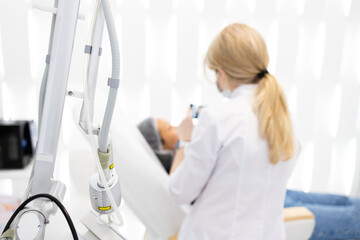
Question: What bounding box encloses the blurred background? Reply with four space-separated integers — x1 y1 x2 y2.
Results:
0 0 359 199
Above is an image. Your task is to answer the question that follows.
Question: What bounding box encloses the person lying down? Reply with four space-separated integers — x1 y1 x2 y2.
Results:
137 117 360 240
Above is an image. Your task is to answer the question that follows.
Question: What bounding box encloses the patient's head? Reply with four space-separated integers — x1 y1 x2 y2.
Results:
137 117 179 173
157 119 178 150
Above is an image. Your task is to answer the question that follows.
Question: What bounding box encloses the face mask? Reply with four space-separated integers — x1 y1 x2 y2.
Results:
221 89 232 99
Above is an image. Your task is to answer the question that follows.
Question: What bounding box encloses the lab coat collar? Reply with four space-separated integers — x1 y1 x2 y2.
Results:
231 84 258 98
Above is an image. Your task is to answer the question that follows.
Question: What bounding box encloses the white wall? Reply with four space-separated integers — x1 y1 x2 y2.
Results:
0 0 359 196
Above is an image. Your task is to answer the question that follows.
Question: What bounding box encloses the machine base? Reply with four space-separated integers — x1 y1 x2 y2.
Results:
81 211 125 240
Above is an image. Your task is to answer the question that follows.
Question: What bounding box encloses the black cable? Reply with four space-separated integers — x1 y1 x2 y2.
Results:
2 193 78 240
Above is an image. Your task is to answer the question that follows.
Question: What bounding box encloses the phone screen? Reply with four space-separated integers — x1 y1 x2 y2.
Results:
190 104 199 118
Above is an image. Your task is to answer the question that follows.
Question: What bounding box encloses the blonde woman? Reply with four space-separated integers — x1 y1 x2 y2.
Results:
169 23 298 240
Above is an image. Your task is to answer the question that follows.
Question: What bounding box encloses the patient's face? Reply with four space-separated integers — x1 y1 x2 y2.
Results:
157 119 179 150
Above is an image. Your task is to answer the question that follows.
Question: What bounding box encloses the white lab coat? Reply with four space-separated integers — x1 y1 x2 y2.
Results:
169 84 298 240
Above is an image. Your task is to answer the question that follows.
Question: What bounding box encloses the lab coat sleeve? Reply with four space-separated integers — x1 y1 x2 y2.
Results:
169 110 221 204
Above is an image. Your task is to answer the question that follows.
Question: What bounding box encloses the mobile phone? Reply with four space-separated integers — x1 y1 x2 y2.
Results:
190 104 205 119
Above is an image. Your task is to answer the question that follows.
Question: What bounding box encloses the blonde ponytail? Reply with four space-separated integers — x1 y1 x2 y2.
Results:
205 23 295 164
255 73 294 164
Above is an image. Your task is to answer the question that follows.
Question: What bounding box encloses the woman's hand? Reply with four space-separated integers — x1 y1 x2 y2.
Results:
177 108 194 142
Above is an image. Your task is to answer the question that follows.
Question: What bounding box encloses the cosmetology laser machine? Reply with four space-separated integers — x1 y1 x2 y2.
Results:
0 0 125 239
